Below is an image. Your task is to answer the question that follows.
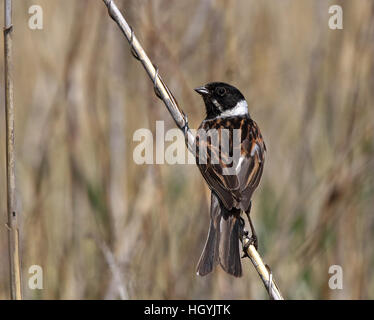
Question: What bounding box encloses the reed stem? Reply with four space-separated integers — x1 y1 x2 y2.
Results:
4 0 23 300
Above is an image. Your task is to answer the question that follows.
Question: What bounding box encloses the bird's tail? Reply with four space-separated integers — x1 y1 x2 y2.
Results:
196 193 242 277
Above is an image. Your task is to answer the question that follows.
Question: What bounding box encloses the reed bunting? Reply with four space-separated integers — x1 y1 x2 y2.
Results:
194 82 266 277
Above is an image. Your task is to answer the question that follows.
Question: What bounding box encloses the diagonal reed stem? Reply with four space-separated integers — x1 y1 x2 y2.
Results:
102 0 283 300
242 235 283 300
4 0 22 300
102 0 195 154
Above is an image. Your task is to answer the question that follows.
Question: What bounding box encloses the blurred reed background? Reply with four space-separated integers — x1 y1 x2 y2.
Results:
0 0 373 299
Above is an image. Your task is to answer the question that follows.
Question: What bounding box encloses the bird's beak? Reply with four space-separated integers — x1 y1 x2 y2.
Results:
194 86 209 96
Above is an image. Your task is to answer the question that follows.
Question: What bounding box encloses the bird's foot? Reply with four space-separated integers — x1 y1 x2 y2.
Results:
250 234 258 251
241 234 258 258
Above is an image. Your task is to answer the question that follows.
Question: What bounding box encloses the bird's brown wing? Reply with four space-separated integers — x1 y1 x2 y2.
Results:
196 163 239 210
195 117 265 211
236 119 266 211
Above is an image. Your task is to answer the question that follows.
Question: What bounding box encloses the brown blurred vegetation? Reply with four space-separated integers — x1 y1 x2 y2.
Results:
0 0 374 299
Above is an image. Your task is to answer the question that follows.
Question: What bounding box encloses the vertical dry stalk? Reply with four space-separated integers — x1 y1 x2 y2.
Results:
102 0 283 300
4 0 22 300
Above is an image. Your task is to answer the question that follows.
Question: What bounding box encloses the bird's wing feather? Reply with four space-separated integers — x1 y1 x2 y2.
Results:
196 117 265 211
237 121 266 211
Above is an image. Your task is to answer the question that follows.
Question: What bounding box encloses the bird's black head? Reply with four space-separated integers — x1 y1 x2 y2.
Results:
194 82 248 120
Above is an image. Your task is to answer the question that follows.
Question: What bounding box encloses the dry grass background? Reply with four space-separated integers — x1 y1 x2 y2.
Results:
0 0 373 299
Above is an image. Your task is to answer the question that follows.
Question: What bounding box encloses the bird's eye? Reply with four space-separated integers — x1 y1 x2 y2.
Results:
216 87 226 96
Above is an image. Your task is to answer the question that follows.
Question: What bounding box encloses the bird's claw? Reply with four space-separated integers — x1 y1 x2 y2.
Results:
251 234 258 251
245 234 258 250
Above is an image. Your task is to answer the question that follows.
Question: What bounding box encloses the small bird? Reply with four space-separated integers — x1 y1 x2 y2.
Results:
194 82 266 277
